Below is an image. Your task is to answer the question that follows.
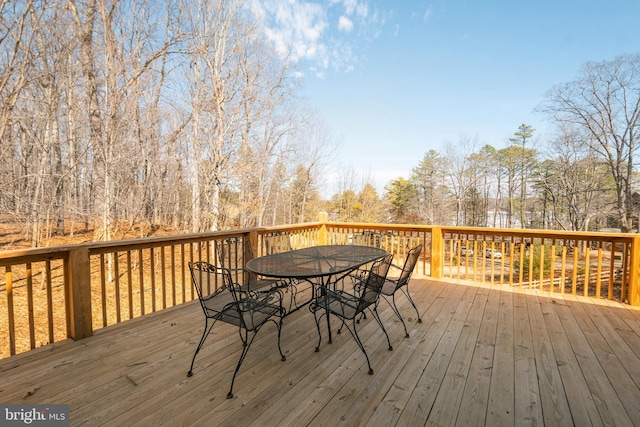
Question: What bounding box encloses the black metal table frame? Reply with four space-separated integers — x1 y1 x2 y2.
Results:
245 245 388 343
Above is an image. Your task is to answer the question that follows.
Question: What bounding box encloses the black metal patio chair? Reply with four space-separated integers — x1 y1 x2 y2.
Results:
311 254 393 375
378 243 423 338
186 261 286 399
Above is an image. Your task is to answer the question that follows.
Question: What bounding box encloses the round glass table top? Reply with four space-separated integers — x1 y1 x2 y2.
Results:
245 245 388 279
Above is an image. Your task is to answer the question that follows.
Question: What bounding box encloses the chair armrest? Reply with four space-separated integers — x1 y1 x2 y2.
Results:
236 288 283 311
323 288 359 310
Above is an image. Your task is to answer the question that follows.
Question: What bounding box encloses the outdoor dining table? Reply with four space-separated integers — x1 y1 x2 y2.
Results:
245 244 388 343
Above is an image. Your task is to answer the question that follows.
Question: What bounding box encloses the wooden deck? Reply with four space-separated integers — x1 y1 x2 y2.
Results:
2 277 640 426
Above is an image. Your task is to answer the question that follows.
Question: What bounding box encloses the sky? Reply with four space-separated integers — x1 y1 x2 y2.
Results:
252 0 640 196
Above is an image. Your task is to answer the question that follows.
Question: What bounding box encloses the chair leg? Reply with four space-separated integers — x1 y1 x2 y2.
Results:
187 318 216 377
337 317 349 334
310 302 324 352
383 294 410 338
346 319 374 375
275 316 286 362
227 317 286 399
370 306 394 351
402 286 422 323
227 328 257 399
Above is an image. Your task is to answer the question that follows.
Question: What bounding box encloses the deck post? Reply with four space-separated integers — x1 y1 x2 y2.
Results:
431 227 444 278
248 229 259 257
629 236 640 306
318 212 329 245
66 247 93 339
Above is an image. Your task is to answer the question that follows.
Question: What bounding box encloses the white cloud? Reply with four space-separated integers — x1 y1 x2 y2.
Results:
252 0 327 63
343 0 357 15
424 6 433 23
356 3 369 18
252 0 388 74
338 16 353 32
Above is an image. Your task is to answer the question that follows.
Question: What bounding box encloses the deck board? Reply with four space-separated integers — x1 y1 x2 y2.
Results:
2 277 640 426
486 287 515 426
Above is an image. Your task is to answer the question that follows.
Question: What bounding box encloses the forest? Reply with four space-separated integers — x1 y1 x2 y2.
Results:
1 1 640 249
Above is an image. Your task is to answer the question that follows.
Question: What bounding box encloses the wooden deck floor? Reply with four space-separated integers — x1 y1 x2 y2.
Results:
2 277 640 426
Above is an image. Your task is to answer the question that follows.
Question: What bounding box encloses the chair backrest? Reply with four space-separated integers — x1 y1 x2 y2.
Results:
189 261 229 300
397 244 423 286
188 261 237 320
357 254 393 313
219 260 280 332
215 237 257 285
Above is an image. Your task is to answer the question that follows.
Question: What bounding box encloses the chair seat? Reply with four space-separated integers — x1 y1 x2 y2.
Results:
316 291 360 320
381 278 400 296
238 300 283 330
201 292 242 325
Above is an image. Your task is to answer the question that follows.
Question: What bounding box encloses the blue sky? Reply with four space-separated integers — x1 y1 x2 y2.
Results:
253 0 640 195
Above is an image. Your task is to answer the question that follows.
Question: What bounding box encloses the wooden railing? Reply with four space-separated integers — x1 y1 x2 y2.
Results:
0 224 320 359
1 214 639 359
438 227 638 301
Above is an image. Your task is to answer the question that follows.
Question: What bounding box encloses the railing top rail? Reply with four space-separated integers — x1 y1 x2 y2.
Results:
326 222 435 232
438 226 637 241
0 221 636 264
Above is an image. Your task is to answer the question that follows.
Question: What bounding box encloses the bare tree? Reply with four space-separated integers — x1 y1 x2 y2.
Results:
536 126 614 231
182 0 247 232
0 0 325 247
443 136 480 226
540 54 640 232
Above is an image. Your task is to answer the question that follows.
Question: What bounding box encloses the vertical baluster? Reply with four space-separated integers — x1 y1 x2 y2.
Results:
138 248 145 315
114 252 121 323
584 242 591 297
161 246 167 310
100 253 107 326
539 239 545 289
45 260 54 344
621 242 629 301
171 245 176 306
6 266 16 355
508 239 515 286
150 247 156 312
181 243 186 303
499 240 505 285
190 243 195 299
126 251 133 319
451 238 457 279
560 244 567 293
518 238 525 286
26 263 35 349
527 238 534 286
572 241 579 295
608 242 616 300
595 241 603 298
550 239 557 292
